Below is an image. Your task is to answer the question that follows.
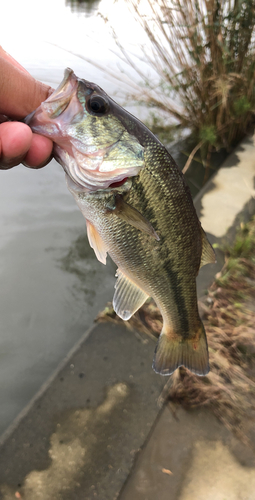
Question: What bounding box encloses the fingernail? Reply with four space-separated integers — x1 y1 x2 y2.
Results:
0 154 25 169
22 155 53 169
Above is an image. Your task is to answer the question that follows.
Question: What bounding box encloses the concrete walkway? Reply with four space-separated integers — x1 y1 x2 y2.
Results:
0 136 254 500
119 406 255 500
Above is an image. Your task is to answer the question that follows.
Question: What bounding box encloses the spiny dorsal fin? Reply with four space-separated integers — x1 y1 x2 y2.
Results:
107 194 160 241
113 269 149 320
86 220 108 265
200 228 216 269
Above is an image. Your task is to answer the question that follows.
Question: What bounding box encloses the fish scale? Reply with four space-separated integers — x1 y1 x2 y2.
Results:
25 68 216 376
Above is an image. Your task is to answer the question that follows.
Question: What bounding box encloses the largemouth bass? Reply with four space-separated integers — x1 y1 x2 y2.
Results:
25 68 215 376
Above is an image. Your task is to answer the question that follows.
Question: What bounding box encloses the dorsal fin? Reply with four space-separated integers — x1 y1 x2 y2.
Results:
113 269 149 320
200 228 216 268
86 220 108 265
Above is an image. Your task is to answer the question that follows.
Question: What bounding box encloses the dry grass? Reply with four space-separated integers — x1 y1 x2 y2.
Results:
110 0 255 180
96 217 255 442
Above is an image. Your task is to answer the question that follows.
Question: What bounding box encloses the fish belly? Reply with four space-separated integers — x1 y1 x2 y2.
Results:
74 160 209 376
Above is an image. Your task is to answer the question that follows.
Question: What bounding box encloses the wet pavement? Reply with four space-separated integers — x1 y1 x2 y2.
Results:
0 0 151 439
0 136 255 499
0 323 164 500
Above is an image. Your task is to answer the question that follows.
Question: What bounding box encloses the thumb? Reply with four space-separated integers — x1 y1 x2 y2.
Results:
0 51 54 119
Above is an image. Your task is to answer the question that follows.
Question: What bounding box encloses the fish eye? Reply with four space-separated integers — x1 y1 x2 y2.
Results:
86 95 109 116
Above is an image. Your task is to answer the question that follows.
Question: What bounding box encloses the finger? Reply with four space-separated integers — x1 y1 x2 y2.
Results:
0 122 32 169
0 56 54 119
23 134 53 169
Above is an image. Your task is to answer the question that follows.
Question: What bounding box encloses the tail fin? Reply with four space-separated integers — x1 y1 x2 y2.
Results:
152 324 209 376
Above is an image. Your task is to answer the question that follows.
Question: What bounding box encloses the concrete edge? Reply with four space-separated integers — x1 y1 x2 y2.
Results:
1 137 254 453
0 323 96 447
1 201 254 449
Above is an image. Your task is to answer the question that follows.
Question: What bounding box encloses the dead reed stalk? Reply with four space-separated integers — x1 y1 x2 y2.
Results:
115 0 255 178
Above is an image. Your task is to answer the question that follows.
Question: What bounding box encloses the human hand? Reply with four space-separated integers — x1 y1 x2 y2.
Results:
0 47 54 169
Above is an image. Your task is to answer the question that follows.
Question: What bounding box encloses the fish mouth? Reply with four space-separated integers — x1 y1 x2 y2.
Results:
25 68 80 136
24 70 77 127
26 68 144 192
41 69 79 120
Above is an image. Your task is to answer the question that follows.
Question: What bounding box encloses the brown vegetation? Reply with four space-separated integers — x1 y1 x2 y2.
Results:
97 217 255 442
112 0 255 179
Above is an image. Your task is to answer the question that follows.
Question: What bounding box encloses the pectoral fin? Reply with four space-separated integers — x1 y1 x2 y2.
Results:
200 228 216 268
86 220 108 265
107 194 159 241
113 269 149 320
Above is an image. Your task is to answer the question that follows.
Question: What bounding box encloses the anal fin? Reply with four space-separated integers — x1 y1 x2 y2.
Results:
86 220 108 265
113 269 149 320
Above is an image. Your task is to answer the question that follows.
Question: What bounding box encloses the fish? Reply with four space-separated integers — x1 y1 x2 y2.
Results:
25 68 215 376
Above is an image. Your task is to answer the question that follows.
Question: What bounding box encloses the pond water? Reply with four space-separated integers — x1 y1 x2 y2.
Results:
0 0 222 436
0 0 153 436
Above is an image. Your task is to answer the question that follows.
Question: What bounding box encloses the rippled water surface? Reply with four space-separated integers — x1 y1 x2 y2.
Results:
0 0 223 436
0 0 150 436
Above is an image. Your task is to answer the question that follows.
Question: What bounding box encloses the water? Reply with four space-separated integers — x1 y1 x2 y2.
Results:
0 0 224 436
0 162 117 434
0 0 154 436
